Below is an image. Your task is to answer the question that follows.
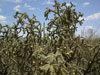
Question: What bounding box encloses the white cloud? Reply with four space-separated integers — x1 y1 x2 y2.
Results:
44 0 54 5
85 13 100 21
0 15 7 24
14 5 21 11
24 3 35 11
79 17 84 21
8 0 22 3
84 26 93 30
0 8 2 13
66 2 77 6
66 3 70 6
29 7 35 10
83 2 90 7
81 26 94 37
24 3 31 8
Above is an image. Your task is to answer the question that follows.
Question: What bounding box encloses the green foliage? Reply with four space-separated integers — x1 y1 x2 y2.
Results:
0 0 100 75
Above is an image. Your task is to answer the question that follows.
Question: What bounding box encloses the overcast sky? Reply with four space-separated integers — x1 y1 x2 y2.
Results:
0 0 100 36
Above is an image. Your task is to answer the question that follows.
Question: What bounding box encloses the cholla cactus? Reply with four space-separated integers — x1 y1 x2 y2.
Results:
0 0 99 75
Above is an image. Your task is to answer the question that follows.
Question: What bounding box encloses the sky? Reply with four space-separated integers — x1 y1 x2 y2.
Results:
0 0 100 37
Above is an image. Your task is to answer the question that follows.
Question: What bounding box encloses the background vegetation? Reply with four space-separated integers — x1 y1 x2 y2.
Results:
0 0 100 75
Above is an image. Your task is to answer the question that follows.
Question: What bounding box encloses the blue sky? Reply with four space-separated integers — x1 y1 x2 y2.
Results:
0 0 100 36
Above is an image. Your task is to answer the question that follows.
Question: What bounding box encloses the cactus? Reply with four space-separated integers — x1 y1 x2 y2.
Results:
0 0 99 75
